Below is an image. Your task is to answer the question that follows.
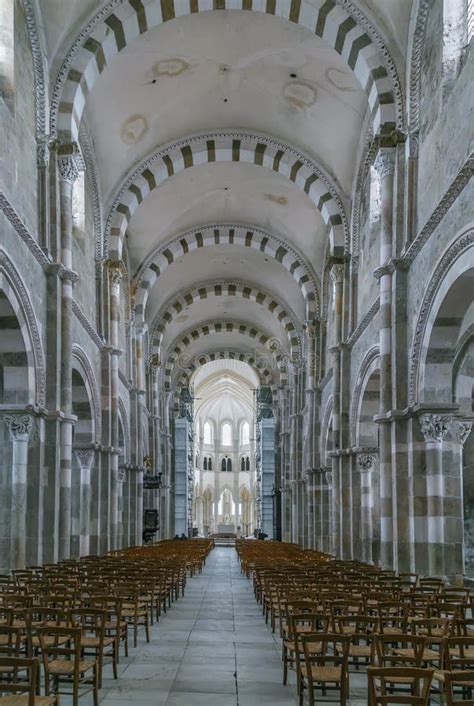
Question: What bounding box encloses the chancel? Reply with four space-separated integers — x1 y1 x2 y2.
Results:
0 0 473 704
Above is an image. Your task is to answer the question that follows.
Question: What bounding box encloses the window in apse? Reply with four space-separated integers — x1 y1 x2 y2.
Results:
204 421 212 444
222 422 232 446
241 421 250 446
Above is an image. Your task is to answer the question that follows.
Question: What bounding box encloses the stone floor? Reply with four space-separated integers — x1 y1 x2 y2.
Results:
63 547 370 705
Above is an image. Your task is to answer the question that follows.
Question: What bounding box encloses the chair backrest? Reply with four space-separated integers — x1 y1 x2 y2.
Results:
445 669 474 706
37 625 82 678
375 633 426 668
443 637 474 671
0 625 22 658
368 666 433 705
0 656 39 704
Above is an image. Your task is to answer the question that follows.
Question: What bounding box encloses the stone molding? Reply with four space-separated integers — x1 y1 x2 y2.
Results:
0 193 51 269
78 125 104 260
346 299 380 349
21 0 48 139
409 228 474 403
72 300 104 350
407 0 430 133
4 414 33 440
403 154 474 265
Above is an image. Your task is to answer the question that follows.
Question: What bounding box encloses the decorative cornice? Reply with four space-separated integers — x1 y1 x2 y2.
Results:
0 192 51 269
72 300 105 350
347 298 380 348
21 0 48 139
79 124 104 260
407 0 430 133
5 414 33 440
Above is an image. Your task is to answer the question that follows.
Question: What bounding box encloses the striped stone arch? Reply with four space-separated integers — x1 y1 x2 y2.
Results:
0 250 45 406
107 133 347 258
350 345 380 446
135 224 320 321
164 320 288 387
72 345 102 443
172 351 280 402
150 280 302 357
52 0 401 143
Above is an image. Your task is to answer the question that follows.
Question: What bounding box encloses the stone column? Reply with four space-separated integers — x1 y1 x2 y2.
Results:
4 414 33 569
57 146 80 561
373 147 396 568
74 449 94 557
37 141 50 251
330 263 344 557
323 469 333 554
418 414 451 575
107 263 123 550
451 420 472 579
357 452 377 563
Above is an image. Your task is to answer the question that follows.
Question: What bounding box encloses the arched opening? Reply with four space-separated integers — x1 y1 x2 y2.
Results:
241 422 250 446
356 363 381 566
222 422 232 446
204 421 213 445
0 289 30 404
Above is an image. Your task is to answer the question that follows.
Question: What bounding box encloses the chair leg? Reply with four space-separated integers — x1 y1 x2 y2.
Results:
73 678 79 706
112 642 118 680
93 665 99 706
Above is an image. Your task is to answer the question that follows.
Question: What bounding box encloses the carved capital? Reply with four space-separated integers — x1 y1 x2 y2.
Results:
118 467 127 483
419 414 452 443
330 264 345 284
74 449 94 469
373 148 396 179
357 453 377 472
148 353 161 370
106 262 123 286
57 149 81 184
5 414 33 440
37 141 50 169
451 420 472 446
323 470 333 485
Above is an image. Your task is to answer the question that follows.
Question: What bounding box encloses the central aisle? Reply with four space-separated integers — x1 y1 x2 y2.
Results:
99 546 298 706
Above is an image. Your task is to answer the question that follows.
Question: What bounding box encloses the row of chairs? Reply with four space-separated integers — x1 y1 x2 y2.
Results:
0 539 213 705
236 539 473 706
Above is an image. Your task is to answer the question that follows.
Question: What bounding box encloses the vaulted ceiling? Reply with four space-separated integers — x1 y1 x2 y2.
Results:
43 0 413 382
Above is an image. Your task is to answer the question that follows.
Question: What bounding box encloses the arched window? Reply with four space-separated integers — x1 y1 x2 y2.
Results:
246 456 250 471
222 423 232 446
208 457 212 471
221 457 227 473
227 458 232 473
241 421 250 446
0 0 14 110
204 421 213 445
443 0 473 82
241 457 245 472
203 457 208 471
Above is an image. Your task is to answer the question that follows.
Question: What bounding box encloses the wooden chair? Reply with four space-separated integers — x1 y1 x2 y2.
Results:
0 656 59 705
116 585 150 648
367 666 433 706
70 608 117 689
445 669 474 706
282 613 330 688
37 626 98 706
299 633 350 706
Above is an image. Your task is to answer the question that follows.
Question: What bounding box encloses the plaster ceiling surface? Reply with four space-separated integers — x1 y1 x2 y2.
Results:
356 0 413 64
156 296 295 357
196 383 254 426
85 9 366 201
144 245 309 326
126 162 325 277
193 359 260 391
40 0 99 65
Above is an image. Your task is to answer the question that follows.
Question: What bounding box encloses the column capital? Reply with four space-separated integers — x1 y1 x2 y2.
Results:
4 414 33 441
419 413 452 443
357 453 377 472
451 419 473 446
330 263 345 284
74 449 94 469
104 260 124 286
56 143 82 184
148 353 161 370
373 147 396 178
